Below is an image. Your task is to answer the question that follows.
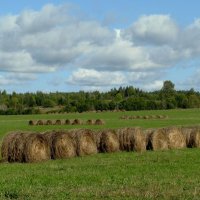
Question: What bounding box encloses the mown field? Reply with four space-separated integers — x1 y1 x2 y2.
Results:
1 109 200 199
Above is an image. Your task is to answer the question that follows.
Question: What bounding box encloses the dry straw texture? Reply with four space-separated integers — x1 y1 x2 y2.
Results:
36 120 44 125
72 119 82 125
1 132 24 162
23 133 51 162
1 132 51 163
46 120 53 125
146 128 169 151
99 130 120 153
75 129 98 156
95 119 105 125
181 127 194 147
65 119 72 125
86 119 94 125
165 127 186 149
50 131 77 159
54 120 62 125
117 128 146 152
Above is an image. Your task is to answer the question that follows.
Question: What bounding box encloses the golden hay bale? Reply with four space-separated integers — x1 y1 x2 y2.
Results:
121 128 146 152
72 119 82 125
165 127 186 149
147 128 169 151
65 119 72 125
99 130 120 153
45 120 53 125
29 120 35 126
187 128 200 148
75 129 98 156
143 129 155 149
36 120 44 125
1 132 23 162
95 119 105 125
23 133 51 162
51 131 77 159
1 132 50 163
54 119 62 125
86 119 94 125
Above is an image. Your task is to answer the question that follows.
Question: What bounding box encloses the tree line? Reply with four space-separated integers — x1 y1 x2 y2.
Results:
0 81 200 115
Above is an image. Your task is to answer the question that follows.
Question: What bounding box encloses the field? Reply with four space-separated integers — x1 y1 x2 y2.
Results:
1 109 200 199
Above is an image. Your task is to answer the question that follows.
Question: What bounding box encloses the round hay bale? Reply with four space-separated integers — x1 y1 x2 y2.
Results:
95 119 105 125
29 120 35 126
99 130 120 153
188 128 200 148
51 131 77 159
86 119 94 125
45 120 53 125
72 119 82 125
165 127 186 149
75 129 98 156
1 132 23 162
24 133 51 162
124 128 146 152
54 119 62 125
65 119 72 125
36 120 44 125
147 128 169 151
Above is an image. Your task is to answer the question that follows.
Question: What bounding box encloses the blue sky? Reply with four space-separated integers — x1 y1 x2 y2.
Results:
0 0 200 93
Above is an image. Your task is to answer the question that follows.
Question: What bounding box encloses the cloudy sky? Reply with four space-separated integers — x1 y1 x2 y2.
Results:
0 0 200 93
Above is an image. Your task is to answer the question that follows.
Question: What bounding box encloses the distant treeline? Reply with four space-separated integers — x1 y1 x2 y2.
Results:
0 81 200 115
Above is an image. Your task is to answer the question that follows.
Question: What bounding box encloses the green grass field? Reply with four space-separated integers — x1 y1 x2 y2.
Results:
1 109 200 199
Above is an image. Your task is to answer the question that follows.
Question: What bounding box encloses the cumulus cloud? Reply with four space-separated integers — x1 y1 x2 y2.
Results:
67 69 127 86
0 4 200 90
122 15 179 45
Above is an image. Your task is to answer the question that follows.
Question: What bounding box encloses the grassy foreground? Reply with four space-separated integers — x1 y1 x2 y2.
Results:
1 149 200 199
1 109 200 199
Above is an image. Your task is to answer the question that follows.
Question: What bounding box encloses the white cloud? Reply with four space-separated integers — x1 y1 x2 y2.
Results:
122 15 179 45
67 69 127 86
0 5 200 90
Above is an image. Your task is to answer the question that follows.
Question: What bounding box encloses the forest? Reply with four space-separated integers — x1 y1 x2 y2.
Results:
0 81 199 115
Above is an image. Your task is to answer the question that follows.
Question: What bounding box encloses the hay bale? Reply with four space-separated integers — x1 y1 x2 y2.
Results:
116 128 127 151
121 128 146 152
86 119 94 125
75 129 97 156
50 131 77 159
72 119 82 125
147 128 169 151
143 129 155 149
1 132 50 163
95 119 105 125
165 127 186 149
65 119 72 125
45 120 53 125
187 128 200 148
23 133 51 162
29 120 35 126
36 120 44 125
99 130 120 153
1 132 23 162
54 119 62 125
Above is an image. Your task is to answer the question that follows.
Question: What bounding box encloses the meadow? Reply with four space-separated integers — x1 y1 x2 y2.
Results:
1 109 200 199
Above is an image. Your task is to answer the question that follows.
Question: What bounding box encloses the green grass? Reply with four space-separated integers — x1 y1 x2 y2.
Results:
1 150 200 199
1 109 200 199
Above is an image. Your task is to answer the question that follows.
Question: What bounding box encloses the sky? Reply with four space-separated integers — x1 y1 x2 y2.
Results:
0 0 200 93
